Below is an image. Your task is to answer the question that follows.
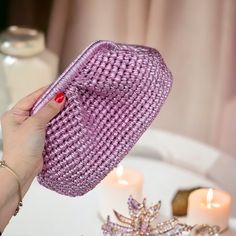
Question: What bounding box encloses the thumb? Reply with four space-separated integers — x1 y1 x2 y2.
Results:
30 92 65 127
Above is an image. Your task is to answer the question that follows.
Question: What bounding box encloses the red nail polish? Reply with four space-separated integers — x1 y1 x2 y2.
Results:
54 92 65 103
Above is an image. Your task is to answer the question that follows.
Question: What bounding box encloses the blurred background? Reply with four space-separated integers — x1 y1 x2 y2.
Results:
1 0 236 157
1 1 236 235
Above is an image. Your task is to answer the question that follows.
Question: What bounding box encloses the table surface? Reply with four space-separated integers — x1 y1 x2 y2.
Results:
3 156 235 236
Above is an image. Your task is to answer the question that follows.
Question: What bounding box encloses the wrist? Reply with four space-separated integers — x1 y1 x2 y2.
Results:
0 161 23 216
0 167 19 204
2 155 42 187
0 162 23 230
0 156 41 218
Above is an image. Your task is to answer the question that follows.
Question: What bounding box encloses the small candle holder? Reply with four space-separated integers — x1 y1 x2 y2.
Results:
102 196 222 235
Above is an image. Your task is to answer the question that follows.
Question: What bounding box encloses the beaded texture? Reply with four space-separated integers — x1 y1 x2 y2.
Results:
31 41 173 197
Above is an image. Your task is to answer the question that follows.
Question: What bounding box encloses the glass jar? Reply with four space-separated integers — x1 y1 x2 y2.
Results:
0 26 59 114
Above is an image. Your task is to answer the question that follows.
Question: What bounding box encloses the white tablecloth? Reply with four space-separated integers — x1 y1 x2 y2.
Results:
3 156 235 236
130 128 236 216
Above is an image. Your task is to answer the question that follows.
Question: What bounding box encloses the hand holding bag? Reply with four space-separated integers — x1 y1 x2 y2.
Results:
32 41 172 197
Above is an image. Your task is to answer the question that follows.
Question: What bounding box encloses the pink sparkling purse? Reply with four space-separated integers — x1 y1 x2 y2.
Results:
32 41 172 197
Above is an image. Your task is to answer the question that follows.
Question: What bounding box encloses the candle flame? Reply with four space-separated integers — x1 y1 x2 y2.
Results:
206 188 221 208
207 188 214 205
116 164 124 178
118 179 129 185
116 164 129 185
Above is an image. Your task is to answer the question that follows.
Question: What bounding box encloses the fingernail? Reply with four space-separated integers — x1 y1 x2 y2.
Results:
54 92 65 103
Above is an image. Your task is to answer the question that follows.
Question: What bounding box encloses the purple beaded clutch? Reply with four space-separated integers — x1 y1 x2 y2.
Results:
32 41 172 197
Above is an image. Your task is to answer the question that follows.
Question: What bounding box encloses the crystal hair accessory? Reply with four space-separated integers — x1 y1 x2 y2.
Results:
31 40 173 197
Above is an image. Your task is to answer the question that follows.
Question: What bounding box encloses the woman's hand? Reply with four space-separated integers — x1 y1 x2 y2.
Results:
0 86 65 230
1 87 65 185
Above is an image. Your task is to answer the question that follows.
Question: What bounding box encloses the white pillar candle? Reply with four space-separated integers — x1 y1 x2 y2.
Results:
187 188 232 230
99 164 143 220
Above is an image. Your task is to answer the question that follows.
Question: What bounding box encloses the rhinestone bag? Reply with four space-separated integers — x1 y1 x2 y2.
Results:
31 41 172 197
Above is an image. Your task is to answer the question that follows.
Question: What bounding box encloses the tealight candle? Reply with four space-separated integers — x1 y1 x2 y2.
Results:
99 164 143 220
187 188 232 230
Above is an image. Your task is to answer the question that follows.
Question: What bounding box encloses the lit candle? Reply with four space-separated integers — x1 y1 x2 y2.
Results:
99 164 143 220
187 188 232 230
